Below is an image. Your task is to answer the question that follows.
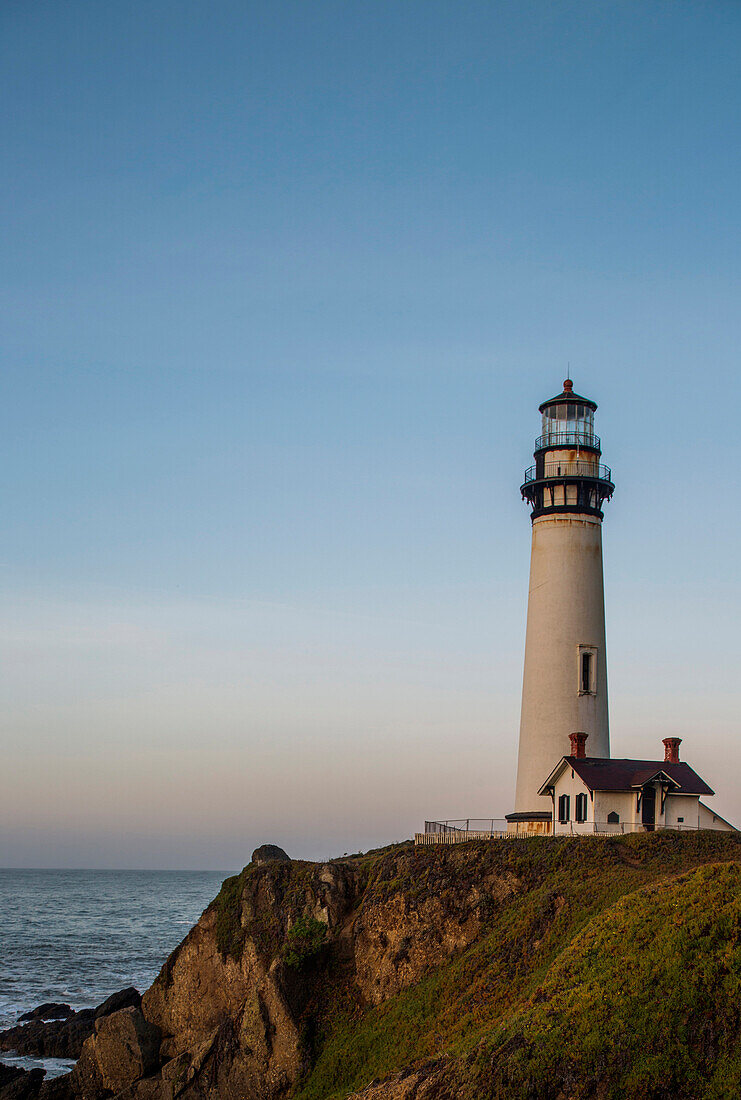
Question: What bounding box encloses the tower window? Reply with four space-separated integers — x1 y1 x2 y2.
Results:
581 652 591 693
578 647 596 694
575 793 588 822
607 811 620 824
558 794 570 823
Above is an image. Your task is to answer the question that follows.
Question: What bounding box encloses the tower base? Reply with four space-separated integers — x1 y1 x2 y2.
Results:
504 810 553 836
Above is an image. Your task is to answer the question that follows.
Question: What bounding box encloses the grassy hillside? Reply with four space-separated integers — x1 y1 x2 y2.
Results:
471 861 741 1099
294 832 741 1100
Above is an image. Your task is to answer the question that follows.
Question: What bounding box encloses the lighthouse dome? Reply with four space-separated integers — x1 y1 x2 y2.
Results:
538 378 597 413
538 380 597 450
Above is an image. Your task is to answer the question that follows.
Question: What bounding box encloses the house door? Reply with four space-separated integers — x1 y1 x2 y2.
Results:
642 786 656 831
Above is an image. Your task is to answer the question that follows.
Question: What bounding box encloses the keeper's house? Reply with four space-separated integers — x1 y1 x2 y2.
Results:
539 733 735 836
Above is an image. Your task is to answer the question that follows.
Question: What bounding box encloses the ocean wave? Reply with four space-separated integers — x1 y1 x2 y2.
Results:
0 869 224 1071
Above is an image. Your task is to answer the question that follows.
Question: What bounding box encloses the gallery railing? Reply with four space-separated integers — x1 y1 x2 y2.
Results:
535 431 600 450
523 462 612 484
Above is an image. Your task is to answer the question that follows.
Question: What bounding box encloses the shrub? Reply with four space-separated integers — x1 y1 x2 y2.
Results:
214 871 247 960
282 916 327 970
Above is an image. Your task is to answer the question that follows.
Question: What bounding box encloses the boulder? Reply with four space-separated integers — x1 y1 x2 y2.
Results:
37 1073 74 1100
38 1076 74 1100
0 990 141 1061
93 989 140 1020
18 1007 73 1024
251 845 290 865
0 1016 92 1060
0 1063 45 1100
72 1008 160 1100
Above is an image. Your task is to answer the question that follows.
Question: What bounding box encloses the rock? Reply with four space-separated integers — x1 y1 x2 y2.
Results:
18 1007 73 1024
352 858 519 1006
0 1017 91 1060
251 845 290 865
72 1008 160 1100
0 1063 45 1100
347 1060 455 1099
93 1007 160 1091
93 988 141 1019
38 1076 74 1100
67 1042 105 1100
138 857 362 1099
0 990 141 1062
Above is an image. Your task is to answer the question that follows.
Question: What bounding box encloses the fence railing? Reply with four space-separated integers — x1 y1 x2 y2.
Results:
535 431 600 450
559 821 703 835
414 819 709 846
523 462 612 484
417 819 541 845
425 819 522 834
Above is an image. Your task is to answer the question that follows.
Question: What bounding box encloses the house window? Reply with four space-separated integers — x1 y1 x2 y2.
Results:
558 794 570 823
607 811 620 824
575 793 588 822
677 817 684 823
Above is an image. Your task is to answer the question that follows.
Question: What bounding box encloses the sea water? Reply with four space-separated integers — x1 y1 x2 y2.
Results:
0 869 226 1078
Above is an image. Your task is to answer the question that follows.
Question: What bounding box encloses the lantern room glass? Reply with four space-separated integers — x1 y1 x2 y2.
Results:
541 403 595 447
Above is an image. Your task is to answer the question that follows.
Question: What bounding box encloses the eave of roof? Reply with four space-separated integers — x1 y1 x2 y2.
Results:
538 756 714 798
539 388 597 413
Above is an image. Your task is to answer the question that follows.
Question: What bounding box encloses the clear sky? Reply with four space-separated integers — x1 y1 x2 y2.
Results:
1 1 740 869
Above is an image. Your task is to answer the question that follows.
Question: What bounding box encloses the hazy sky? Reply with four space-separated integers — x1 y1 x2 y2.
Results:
1 1 740 868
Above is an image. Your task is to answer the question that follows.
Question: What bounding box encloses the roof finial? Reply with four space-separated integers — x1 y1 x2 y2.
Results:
563 378 573 393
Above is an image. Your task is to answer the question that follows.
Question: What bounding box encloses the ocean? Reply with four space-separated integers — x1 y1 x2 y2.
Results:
0 868 227 1079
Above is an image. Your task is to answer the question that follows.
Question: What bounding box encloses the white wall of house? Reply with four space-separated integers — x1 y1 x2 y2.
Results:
551 765 593 835
593 790 636 831
547 769 733 834
699 801 736 831
664 794 700 829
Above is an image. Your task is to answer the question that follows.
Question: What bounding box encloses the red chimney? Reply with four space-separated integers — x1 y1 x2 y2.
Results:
570 732 588 759
663 737 682 764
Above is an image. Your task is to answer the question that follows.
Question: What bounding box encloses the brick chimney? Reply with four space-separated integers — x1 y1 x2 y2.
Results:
569 732 588 759
663 737 682 764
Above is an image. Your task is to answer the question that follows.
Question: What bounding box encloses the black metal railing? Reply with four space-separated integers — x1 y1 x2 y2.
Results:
523 462 612 484
425 819 507 834
535 431 600 451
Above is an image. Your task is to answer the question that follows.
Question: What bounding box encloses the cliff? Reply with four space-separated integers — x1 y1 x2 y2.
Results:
8 831 741 1100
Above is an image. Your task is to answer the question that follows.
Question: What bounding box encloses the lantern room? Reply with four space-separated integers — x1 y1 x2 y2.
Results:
537 379 599 453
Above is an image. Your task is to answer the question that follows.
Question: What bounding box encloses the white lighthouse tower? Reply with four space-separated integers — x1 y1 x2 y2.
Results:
509 380 614 831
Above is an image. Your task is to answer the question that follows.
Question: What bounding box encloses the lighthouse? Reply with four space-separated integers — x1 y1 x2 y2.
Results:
510 380 614 830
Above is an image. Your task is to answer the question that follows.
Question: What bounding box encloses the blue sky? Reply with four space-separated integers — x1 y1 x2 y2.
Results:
1 1 740 867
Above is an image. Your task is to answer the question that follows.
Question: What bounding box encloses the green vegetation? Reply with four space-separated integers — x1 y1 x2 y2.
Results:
283 916 328 970
213 868 249 960
473 861 741 1100
212 858 358 964
294 831 741 1100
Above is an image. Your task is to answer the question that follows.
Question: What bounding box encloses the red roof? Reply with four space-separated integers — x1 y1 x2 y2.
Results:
542 756 714 797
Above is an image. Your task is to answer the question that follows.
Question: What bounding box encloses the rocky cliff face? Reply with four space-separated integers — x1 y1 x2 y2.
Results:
63 842 519 1100
6 832 741 1100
